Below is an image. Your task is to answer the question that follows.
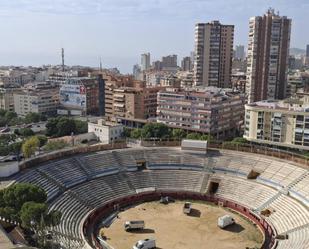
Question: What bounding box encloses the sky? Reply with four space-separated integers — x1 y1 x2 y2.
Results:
0 0 308 73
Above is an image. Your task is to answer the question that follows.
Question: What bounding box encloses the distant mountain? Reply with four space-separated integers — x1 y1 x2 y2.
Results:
290 48 306 56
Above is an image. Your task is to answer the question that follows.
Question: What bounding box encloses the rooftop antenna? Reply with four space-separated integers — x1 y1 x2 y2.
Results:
99 57 103 72
61 48 65 72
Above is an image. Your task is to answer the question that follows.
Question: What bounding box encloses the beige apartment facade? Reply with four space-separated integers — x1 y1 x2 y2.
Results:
244 97 309 150
13 89 59 116
104 74 163 120
0 88 15 111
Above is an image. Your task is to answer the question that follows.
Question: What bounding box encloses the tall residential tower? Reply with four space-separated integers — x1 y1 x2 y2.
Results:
193 21 234 88
141 53 151 71
246 9 291 103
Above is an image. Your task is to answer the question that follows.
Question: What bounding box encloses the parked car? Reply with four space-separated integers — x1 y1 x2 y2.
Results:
133 238 156 249
218 215 235 229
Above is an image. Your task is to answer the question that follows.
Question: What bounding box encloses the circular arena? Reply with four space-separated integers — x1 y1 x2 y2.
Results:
12 146 309 249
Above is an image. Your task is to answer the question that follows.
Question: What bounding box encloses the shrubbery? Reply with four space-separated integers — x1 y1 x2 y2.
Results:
46 117 88 137
43 140 69 152
124 123 212 141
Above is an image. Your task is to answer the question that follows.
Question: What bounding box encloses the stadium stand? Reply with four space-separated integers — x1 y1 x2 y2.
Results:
14 169 60 201
276 225 309 249
9 147 309 249
38 158 87 188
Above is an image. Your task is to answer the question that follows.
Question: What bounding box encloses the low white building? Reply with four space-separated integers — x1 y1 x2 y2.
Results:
88 119 123 144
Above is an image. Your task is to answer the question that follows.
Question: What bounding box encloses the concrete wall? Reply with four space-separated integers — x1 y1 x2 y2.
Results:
0 161 19 177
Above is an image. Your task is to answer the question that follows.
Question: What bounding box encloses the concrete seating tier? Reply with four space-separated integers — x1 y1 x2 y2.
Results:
70 174 135 208
112 149 143 169
264 195 309 235
78 151 120 177
289 173 309 204
214 174 278 209
209 150 307 188
49 192 91 241
39 158 87 188
126 170 204 192
276 226 309 249
15 170 60 201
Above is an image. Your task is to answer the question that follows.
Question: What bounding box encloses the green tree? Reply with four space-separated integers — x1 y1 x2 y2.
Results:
40 114 47 121
0 190 5 208
0 109 7 116
56 117 76 137
20 201 48 228
130 129 142 139
0 117 7 127
14 128 20 135
200 134 212 141
75 120 88 134
19 128 34 137
186 133 201 140
45 210 62 227
22 136 40 158
122 127 131 138
0 145 9 156
46 118 59 137
25 113 41 124
4 111 17 121
231 137 248 145
43 140 68 152
36 135 48 147
8 117 24 126
9 142 23 159
172 129 186 140
2 183 47 211
0 206 18 220
141 123 170 139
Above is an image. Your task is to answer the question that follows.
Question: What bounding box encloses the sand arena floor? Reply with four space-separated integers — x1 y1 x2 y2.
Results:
102 201 263 249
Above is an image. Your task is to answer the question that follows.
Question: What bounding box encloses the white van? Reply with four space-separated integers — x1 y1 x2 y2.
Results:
124 220 145 231
183 202 192 214
133 238 156 249
217 215 235 229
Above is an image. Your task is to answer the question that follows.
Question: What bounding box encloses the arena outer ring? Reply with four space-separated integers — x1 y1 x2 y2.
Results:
82 191 277 249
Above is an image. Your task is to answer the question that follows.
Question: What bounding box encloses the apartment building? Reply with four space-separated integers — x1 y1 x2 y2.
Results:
162 55 177 69
234 45 245 61
13 89 59 116
244 96 309 150
181 57 192 71
141 53 151 71
104 75 163 120
0 88 16 112
193 21 234 88
58 76 105 116
246 9 291 103
157 87 245 137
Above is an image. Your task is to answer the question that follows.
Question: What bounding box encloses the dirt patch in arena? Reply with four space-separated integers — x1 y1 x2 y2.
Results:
102 201 263 249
